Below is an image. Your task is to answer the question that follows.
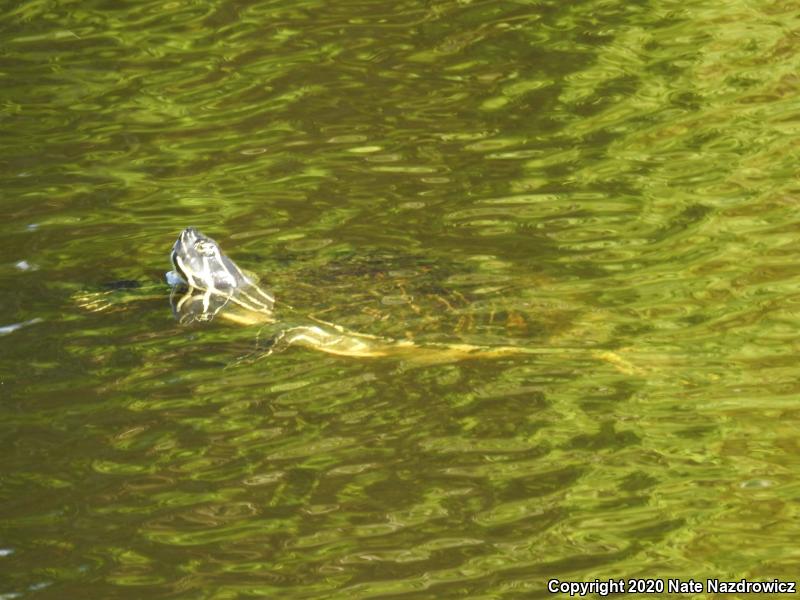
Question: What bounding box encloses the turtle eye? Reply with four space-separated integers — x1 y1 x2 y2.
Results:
194 241 216 257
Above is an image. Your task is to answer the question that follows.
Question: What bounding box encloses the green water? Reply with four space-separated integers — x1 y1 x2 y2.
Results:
3 0 800 597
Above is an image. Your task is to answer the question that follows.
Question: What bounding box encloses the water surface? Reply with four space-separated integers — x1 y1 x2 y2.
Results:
2 0 800 597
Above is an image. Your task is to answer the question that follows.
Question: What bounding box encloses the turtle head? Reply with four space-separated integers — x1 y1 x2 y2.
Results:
169 227 248 294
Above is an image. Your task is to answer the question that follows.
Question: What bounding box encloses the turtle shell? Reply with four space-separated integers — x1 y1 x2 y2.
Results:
270 251 561 345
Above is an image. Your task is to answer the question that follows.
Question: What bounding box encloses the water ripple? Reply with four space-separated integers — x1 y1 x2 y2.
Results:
3 0 800 597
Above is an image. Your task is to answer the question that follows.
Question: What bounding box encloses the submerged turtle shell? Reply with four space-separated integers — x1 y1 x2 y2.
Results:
268 250 566 345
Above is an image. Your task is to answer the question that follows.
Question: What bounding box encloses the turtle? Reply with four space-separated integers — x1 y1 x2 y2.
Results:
77 228 641 371
166 227 531 363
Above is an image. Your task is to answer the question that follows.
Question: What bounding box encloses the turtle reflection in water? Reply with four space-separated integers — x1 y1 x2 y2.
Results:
167 227 532 363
